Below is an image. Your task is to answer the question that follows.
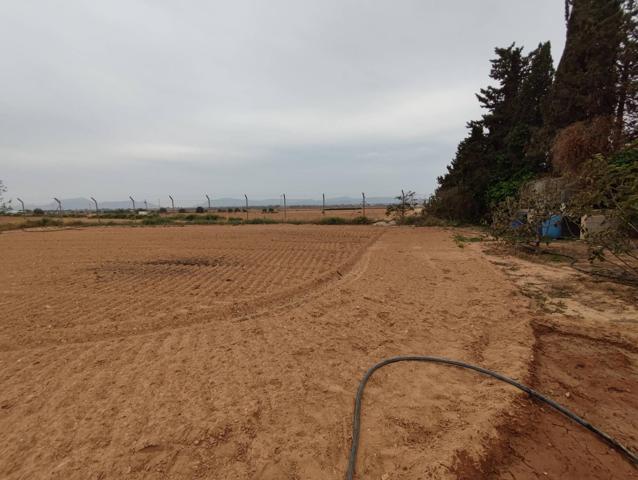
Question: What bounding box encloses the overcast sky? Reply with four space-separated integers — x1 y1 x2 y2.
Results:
1 1 566 204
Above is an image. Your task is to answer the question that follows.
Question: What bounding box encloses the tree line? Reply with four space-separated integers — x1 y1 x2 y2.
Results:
429 0 637 223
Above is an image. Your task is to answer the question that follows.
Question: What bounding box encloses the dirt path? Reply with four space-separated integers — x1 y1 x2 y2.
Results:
0 226 634 479
471 247 638 480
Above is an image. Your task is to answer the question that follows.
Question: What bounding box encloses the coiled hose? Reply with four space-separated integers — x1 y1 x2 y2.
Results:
346 356 638 479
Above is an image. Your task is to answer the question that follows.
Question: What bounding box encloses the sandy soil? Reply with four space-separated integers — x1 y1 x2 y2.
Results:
0 225 635 479
471 246 638 479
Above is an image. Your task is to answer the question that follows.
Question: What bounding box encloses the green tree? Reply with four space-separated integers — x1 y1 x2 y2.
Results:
433 43 554 220
432 122 489 221
545 0 624 132
507 42 556 175
477 44 527 151
615 0 638 142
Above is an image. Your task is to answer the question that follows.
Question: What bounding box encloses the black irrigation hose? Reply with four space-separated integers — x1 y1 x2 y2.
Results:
346 356 638 480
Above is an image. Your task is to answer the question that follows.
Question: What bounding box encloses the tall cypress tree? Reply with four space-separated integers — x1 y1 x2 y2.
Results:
615 0 638 141
545 0 624 131
517 43 555 128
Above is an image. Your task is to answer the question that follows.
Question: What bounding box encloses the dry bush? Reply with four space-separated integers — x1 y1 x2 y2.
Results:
551 116 614 174
572 148 638 282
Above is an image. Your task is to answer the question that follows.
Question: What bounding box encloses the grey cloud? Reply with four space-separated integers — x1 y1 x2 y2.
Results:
0 1 566 203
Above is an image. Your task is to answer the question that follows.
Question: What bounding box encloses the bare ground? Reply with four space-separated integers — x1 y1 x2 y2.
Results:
0 225 635 479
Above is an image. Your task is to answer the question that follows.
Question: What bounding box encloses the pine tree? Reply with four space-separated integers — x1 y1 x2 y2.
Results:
476 44 528 207
476 44 527 151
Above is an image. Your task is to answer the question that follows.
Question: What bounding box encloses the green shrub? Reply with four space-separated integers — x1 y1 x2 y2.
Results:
351 216 372 224
142 216 174 225
453 234 484 248
24 218 63 228
245 218 277 224
187 214 221 224
400 214 448 226
319 216 347 225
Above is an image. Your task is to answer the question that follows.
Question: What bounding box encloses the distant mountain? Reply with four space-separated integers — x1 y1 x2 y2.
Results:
26 195 416 211
26 198 158 211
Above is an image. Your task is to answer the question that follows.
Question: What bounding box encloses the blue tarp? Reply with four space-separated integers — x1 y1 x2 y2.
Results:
539 214 562 239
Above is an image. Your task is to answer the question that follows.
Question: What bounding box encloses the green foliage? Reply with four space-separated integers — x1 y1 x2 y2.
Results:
27 218 63 228
453 234 484 248
187 214 221 224
433 2 635 222
244 218 277 224
613 0 638 142
196 206 205 213
318 216 348 225
545 0 623 132
351 216 372 224
432 42 555 222
98 209 136 219
486 172 534 206
142 215 175 225
0 217 66 232
33 208 44 215
611 139 638 165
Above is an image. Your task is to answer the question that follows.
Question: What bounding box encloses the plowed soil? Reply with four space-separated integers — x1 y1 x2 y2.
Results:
0 225 636 479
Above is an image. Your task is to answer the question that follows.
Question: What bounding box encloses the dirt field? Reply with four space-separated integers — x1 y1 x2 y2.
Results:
0 225 636 479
